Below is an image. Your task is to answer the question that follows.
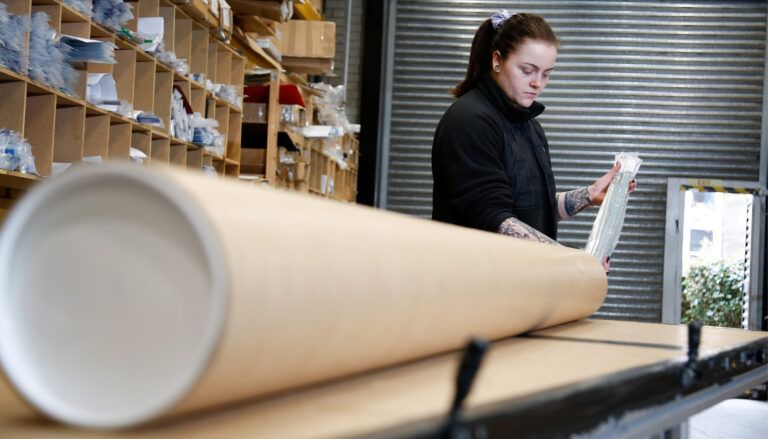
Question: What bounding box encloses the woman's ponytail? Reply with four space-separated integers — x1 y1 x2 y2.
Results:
452 19 495 98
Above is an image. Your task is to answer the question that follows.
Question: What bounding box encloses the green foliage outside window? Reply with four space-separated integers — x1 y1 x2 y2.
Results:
681 260 745 328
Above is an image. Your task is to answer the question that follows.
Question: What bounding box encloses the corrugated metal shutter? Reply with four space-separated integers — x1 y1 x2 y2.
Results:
384 0 766 322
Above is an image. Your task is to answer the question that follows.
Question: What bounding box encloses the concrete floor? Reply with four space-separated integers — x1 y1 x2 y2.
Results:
688 399 768 439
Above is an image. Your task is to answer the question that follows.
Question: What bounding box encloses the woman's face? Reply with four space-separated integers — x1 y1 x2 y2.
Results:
492 39 557 108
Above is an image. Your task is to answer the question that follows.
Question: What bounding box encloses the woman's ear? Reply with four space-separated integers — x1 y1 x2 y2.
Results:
492 50 501 71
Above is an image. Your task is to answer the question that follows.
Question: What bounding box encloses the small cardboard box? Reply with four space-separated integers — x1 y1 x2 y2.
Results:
276 20 335 59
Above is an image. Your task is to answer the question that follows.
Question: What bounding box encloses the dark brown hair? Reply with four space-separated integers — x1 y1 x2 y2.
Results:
452 13 559 97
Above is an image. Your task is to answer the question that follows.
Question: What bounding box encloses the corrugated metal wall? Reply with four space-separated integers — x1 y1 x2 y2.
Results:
384 0 766 322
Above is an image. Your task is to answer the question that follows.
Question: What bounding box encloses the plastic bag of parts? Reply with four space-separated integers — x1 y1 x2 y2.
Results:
216 84 243 109
0 129 38 175
171 89 193 142
60 35 117 64
0 4 30 74
312 83 357 135
189 114 224 156
29 12 78 94
92 0 133 31
585 152 642 262
62 0 93 17
323 136 347 170
280 105 304 125
156 50 189 76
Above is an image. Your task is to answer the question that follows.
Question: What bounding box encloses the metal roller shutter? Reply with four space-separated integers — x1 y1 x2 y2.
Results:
384 0 766 322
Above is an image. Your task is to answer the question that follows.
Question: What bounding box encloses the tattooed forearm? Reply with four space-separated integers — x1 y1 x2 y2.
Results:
497 217 559 246
557 187 592 221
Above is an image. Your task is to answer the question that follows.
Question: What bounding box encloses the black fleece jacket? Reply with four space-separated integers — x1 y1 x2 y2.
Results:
431 74 558 239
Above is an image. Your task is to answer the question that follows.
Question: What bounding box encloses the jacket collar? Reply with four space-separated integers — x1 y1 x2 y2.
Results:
477 74 545 123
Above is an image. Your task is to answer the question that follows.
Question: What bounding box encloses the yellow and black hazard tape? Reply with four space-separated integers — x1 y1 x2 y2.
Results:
680 184 761 195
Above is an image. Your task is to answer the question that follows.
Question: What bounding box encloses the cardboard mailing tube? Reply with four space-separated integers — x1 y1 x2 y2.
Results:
0 165 607 429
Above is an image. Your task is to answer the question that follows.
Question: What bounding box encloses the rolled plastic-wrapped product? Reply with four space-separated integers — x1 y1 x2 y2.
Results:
585 152 642 261
0 164 607 429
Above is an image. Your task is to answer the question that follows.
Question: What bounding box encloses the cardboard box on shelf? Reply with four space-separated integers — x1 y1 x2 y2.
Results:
281 56 333 75
276 20 335 59
228 0 293 22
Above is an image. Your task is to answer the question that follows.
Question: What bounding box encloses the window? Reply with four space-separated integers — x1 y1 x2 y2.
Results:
690 229 713 252
692 191 714 208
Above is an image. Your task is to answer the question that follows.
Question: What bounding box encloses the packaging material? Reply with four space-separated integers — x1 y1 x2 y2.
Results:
215 84 243 109
0 164 606 429
0 4 30 74
312 82 355 135
190 113 225 156
136 112 164 128
86 73 126 113
243 102 266 123
156 50 189 75
218 0 232 35
137 17 164 52
252 36 281 62
28 12 78 94
51 162 73 176
62 0 93 16
585 153 643 261
228 0 292 22
281 56 332 75
236 15 277 36
323 136 347 170
129 146 147 164
202 164 218 176
171 88 194 142
0 129 37 175
60 35 117 64
276 20 335 59
82 155 103 164
280 104 304 125
92 0 133 31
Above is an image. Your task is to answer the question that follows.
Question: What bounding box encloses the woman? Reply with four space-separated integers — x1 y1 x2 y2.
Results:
431 11 632 267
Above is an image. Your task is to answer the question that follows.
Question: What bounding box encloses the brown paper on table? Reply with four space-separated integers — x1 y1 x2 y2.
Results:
0 164 607 429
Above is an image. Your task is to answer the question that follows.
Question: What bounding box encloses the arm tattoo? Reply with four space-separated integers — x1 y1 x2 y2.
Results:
557 187 592 221
497 217 559 246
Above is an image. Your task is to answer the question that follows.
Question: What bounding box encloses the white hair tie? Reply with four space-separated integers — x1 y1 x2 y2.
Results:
491 10 516 30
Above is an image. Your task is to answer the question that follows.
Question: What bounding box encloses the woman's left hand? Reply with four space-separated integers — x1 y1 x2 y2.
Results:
588 163 637 206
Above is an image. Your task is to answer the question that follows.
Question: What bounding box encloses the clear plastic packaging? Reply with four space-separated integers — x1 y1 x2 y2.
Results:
311 83 356 136
171 89 193 142
29 12 78 94
280 105 304 125
156 50 189 75
60 35 116 64
92 0 133 31
585 153 643 262
189 114 224 156
0 5 30 74
62 0 93 16
0 129 37 175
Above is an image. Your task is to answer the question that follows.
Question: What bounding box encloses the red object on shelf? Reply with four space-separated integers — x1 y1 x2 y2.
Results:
243 84 305 107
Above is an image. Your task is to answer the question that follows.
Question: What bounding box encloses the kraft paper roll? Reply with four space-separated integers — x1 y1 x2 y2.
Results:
0 164 607 429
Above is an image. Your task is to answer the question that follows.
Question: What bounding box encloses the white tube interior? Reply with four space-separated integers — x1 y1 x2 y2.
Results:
0 166 227 428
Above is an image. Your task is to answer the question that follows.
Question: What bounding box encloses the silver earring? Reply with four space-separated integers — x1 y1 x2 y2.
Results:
494 66 501 72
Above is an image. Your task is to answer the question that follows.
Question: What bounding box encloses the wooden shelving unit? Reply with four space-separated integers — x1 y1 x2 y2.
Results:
0 0 245 184
1 0 359 207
